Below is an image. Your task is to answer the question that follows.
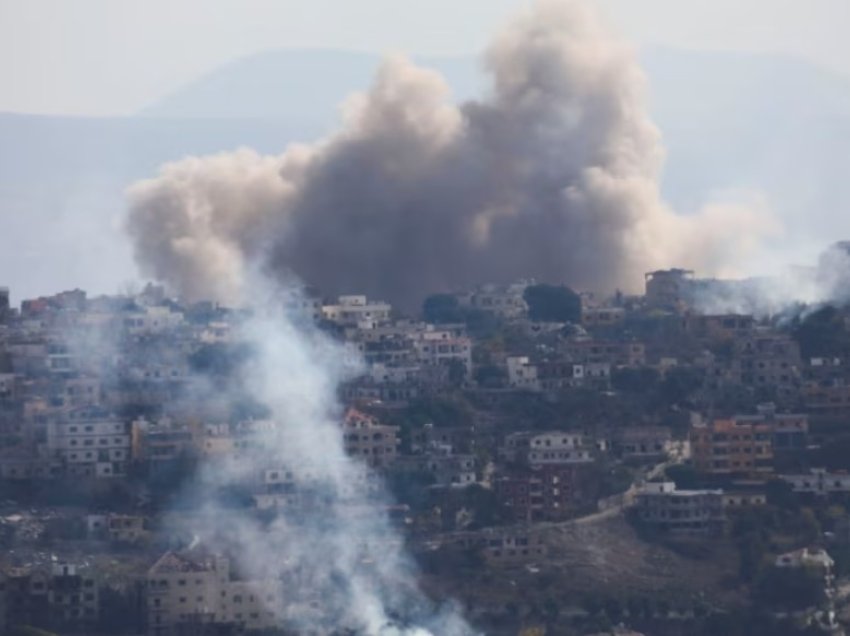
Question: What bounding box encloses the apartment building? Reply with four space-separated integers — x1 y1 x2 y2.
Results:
86 514 149 543
342 407 400 469
48 409 130 478
561 338 646 368
413 329 473 375
634 482 725 535
502 431 594 466
644 269 695 310
459 281 531 319
322 295 392 329
452 527 548 564
614 426 673 461
147 548 285 636
781 469 850 496
690 418 774 476
582 305 625 329
0 563 99 633
496 463 592 522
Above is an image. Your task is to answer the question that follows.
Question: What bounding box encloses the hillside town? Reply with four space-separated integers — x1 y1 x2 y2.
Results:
3 265 850 636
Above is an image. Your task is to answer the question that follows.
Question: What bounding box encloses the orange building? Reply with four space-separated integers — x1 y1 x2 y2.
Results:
690 418 774 476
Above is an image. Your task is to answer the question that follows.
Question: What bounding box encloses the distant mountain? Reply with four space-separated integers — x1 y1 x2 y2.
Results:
0 114 324 301
2 47 850 301
139 49 482 120
640 48 850 236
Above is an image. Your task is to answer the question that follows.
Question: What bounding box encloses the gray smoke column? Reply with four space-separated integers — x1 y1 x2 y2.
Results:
126 0 774 308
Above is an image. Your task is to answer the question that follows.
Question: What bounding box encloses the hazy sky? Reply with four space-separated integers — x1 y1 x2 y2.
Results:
1 0 849 116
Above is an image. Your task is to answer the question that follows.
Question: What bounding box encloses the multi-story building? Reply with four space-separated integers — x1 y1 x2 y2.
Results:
502 431 594 466
55 374 101 409
146 547 285 636
410 423 474 455
690 417 774 477
0 563 99 633
645 269 695 310
47 409 130 478
634 482 725 535
342 407 400 469
581 305 626 329
734 330 803 399
506 356 540 391
452 527 548 564
86 514 150 543
561 338 646 368
459 281 531 319
122 305 184 336
781 469 850 496
722 491 768 508
413 329 472 376
803 380 850 415
614 426 672 461
132 417 198 469
322 295 392 329
735 404 809 452
496 463 593 522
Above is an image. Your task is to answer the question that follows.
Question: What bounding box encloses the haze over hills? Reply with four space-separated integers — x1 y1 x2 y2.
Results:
2 47 850 302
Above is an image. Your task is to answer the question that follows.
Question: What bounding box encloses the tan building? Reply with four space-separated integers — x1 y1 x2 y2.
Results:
342 407 399 469
147 548 285 636
690 418 773 476
645 269 694 310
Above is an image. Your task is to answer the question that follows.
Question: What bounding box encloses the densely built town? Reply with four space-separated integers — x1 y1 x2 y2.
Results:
3 262 850 635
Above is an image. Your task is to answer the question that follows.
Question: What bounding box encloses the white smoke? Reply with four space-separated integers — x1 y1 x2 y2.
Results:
126 0 776 310
178 282 476 634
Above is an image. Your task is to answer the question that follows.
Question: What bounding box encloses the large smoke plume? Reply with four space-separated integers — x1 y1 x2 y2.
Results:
126 0 773 309
120 2 778 633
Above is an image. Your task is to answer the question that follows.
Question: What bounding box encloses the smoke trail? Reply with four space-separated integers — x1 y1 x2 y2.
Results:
177 283 476 634
125 0 775 309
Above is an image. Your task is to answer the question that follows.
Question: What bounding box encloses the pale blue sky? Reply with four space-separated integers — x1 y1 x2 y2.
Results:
1 0 849 116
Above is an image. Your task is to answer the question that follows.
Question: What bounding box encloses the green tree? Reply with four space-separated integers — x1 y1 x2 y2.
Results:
611 367 659 393
754 565 827 610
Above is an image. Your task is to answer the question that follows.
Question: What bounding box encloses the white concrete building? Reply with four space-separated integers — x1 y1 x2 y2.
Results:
147 549 285 636
507 356 540 391
502 431 594 465
781 469 850 496
48 411 130 478
413 329 472 374
322 295 392 329
123 306 185 335
525 432 593 465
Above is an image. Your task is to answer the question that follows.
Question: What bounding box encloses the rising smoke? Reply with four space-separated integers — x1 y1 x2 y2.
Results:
126 0 774 309
179 285 476 634
122 2 776 632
